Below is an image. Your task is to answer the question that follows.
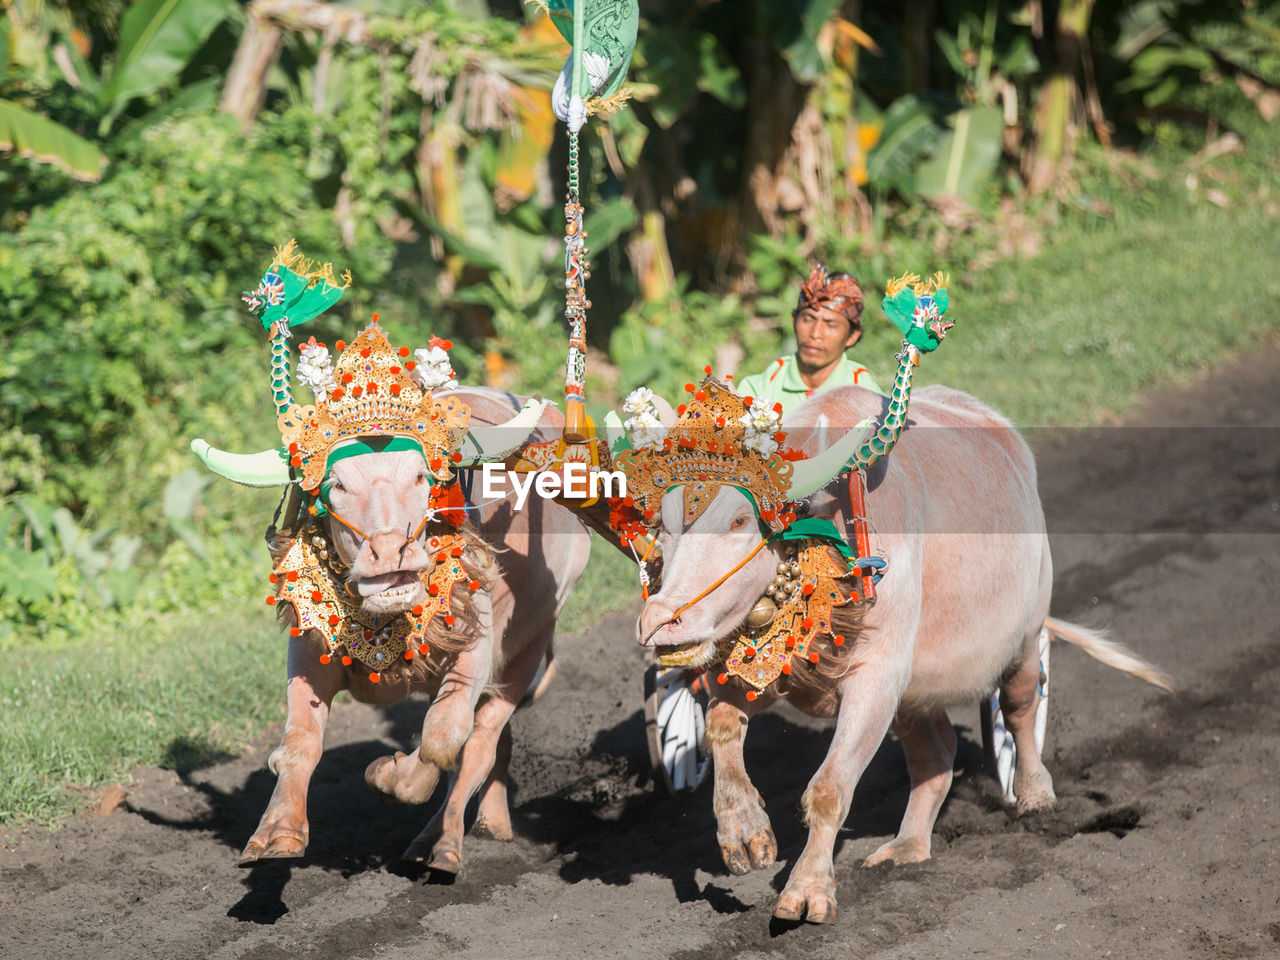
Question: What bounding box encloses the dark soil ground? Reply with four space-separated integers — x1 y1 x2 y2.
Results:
3 345 1279 960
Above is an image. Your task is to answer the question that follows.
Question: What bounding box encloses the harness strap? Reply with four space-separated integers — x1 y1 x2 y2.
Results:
668 538 770 622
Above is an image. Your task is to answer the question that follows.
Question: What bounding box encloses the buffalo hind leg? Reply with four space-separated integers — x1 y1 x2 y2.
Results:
1002 629 1054 813
706 696 776 875
864 713 956 866
472 726 514 840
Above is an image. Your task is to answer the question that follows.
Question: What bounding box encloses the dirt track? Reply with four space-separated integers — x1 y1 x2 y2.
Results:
3 346 1279 960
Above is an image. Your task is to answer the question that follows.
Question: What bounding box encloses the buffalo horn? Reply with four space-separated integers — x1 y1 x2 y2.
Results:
456 397 550 465
781 415 874 500
190 439 294 487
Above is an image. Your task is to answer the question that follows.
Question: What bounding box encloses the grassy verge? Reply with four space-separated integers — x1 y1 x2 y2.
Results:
1 604 282 826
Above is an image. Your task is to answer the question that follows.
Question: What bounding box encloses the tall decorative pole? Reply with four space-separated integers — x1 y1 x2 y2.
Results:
545 0 638 444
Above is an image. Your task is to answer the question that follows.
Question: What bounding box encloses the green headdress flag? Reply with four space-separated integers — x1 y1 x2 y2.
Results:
880 272 954 353
240 239 351 334
544 0 639 131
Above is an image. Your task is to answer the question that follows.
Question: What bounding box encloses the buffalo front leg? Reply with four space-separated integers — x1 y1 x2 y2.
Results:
775 660 903 924
402 627 546 870
863 713 956 866
706 696 776 875
240 647 343 865
365 593 496 804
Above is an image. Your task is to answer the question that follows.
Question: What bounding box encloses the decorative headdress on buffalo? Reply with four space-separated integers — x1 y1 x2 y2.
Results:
605 373 869 534
190 241 545 492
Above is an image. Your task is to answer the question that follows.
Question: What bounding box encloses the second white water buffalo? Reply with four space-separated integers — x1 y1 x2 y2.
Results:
618 376 1171 924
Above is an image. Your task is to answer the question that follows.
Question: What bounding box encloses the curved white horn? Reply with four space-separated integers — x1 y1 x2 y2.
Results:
456 397 551 465
190 439 294 487
782 416 874 500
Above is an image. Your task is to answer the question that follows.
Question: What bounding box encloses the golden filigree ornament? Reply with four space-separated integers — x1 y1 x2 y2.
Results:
266 527 478 684
279 324 471 492
615 374 797 530
713 540 859 694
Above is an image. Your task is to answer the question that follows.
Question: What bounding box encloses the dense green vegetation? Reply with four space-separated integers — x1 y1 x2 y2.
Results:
2 0 1279 826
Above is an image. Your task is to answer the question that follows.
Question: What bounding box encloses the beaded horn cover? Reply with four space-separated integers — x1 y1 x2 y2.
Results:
616 376 795 530
279 324 470 491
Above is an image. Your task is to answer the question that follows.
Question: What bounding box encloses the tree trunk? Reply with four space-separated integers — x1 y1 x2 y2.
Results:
220 9 283 132
737 36 810 247
1026 0 1095 194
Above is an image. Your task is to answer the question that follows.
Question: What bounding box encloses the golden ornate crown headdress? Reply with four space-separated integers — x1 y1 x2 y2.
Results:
279 323 470 491
614 374 797 530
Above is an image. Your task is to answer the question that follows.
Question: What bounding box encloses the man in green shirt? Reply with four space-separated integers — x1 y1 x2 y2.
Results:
736 264 883 415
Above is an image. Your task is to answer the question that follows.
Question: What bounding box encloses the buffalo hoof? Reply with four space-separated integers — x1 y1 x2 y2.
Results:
238 831 306 866
773 882 837 924
1014 767 1057 815
403 831 461 875
863 835 930 867
365 751 442 804
720 826 777 875
471 815 514 842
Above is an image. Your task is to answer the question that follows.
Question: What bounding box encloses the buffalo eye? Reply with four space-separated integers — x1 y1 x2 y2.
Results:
416 472 428 485
331 478 346 493
730 514 750 530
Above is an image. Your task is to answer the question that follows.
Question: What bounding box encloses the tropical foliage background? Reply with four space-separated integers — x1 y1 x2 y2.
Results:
1 0 1278 822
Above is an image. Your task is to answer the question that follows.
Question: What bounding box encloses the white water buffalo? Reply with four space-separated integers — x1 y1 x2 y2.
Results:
242 389 590 872
637 384 1171 923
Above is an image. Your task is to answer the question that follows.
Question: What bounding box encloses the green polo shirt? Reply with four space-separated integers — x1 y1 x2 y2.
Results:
735 353 884 417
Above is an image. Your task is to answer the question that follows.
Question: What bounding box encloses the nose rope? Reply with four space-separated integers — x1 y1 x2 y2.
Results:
641 538 770 644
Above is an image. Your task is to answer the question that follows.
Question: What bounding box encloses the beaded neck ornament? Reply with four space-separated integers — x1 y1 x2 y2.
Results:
267 519 481 685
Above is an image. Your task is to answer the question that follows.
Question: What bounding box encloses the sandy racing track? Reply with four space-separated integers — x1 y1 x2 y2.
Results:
3 346 1279 960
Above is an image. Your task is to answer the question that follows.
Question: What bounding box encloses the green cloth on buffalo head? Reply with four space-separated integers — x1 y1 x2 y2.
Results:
768 516 855 559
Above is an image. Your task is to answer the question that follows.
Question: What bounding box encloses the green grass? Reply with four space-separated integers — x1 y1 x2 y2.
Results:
558 533 642 634
906 198 1280 426
0 604 283 827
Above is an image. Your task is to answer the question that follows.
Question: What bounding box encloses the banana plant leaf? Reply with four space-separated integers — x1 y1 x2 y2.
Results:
864 93 945 195
0 99 106 180
915 105 1003 201
100 0 234 117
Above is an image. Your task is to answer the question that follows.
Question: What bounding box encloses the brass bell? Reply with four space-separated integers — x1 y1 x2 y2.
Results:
774 574 788 588
746 596 778 629
776 562 790 575
789 562 802 577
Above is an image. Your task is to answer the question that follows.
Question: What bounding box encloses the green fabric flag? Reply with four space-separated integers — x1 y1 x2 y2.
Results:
241 241 349 333
546 0 638 103
881 285 951 354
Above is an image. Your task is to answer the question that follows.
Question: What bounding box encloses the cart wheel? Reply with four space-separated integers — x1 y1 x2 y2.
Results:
643 665 712 795
980 627 1050 804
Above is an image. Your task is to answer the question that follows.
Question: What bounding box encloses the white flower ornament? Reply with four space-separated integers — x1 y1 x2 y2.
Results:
296 337 336 397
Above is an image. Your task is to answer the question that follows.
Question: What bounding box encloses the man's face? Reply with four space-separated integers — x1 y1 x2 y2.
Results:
793 306 861 369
